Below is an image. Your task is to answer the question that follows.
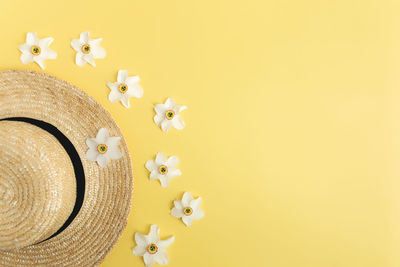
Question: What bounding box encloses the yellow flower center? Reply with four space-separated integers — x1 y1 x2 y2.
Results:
147 243 158 254
158 165 168 175
97 144 108 154
30 45 41 56
165 110 175 120
183 207 193 216
118 84 128 93
81 44 91 54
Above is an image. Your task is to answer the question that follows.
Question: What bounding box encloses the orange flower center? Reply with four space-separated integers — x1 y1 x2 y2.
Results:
158 165 168 175
30 45 41 55
165 110 175 120
118 84 128 93
183 207 193 216
97 144 108 154
81 44 91 54
147 243 158 254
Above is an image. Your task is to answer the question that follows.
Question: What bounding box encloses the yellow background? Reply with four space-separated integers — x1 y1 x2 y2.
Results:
1 0 400 266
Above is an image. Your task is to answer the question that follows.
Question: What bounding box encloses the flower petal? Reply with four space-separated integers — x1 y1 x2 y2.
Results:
109 90 122 103
38 37 53 48
75 54 86 66
106 136 121 148
86 138 97 149
135 232 148 246
150 171 160 180
96 128 109 144
171 207 183 218
80 31 90 43
190 197 202 211
159 176 170 187
121 95 130 108
166 156 179 168
85 148 98 161
20 52 33 64
181 192 194 207
117 70 128 83
88 37 102 45
145 160 157 172
143 253 156 267
18 43 30 53
176 105 187 113
33 57 46 69
71 38 82 51
92 47 106 59
174 200 183 210
107 147 122 160
132 245 146 257
106 136 122 159
83 54 95 66
90 39 106 59
153 114 164 126
192 209 205 220
148 225 160 243
96 154 109 168
165 98 176 109
126 76 140 85
155 104 168 115
26 32 38 45
107 81 118 91
42 48 57 60
158 236 175 249
182 216 192 226
155 152 167 165
166 168 181 180
155 250 170 266
161 120 173 132
127 85 143 98
172 115 185 130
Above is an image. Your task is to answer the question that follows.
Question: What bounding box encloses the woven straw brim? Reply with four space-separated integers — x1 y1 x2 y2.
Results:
0 70 133 267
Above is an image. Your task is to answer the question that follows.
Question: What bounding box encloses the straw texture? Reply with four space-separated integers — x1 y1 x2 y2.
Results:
0 70 133 267
0 121 76 249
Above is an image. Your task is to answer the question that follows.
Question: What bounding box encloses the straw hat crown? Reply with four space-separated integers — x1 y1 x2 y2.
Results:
0 120 76 249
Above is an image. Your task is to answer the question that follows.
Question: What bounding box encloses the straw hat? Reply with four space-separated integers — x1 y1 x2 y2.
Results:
0 70 133 266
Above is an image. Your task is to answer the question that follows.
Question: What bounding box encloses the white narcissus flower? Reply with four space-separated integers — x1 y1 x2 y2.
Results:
107 70 143 108
145 152 181 187
132 225 175 267
71 31 106 66
18 32 57 69
171 192 204 226
85 128 122 168
154 98 187 132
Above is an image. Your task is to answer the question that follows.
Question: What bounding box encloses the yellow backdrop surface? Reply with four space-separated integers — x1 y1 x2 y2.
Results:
1 0 400 266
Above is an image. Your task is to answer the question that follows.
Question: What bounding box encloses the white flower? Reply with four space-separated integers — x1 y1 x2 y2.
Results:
18 32 57 70
133 224 175 267
171 192 204 226
71 31 106 66
145 152 181 187
85 128 122 167
154 98 186 132
107 70 143 108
